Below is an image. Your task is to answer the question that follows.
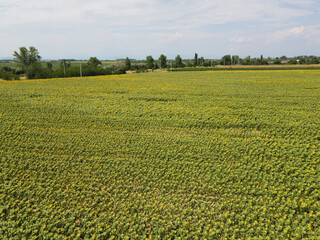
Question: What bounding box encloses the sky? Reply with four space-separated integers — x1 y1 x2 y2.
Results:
1 0 320 60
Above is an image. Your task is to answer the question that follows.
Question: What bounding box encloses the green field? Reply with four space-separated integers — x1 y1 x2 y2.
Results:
1 71 320 239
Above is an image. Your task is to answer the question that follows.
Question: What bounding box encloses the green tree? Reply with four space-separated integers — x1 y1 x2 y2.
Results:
310 56 319 64
47 62 53 70
199 57 204 66
87 57 102 68
194 53 198 67
146 56 154 69
13 46 42 79
280 55 287 60
174 54 183 68
273 58 281 65
288 59 298 65
158 54 167 69
243 56 252 65
221 55 231 65
125 57 131 70
231 55 240 65
299 58 306 64
13 46 41 70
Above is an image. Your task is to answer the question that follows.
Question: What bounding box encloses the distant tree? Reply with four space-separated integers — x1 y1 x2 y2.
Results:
254 57 268 65
203 59 213 67
185 60 194 67
199 57 204 67
287 59 298 65
221 55 231 65
174 55 183 68
13 46 41 70
146 56 154 69
232 55 240 65
299 58 306 64
47 62 53 70
158 54 167 69
87 57 102 68
310 56 319 64
13 46 43 79
125 57 131 70
194 53 198 67
243 56 252 65
280 55 287 60
273 58 282 65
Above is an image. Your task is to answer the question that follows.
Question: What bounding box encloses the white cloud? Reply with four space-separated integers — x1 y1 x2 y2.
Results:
230 37 252 43
289 27 305 35
0 0 319 58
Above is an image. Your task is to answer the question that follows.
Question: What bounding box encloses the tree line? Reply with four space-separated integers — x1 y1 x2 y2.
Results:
0 47 127 80
1 47 319 80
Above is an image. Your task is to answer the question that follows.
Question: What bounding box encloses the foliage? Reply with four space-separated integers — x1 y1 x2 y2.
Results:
287 59 298 65
221 55 232 65
146 56 155 69
194 53 198 67
13 46 41 71
113 66 127 75
310 57 319 64
242 56 252 65
174 55 183 68
273 58 282 65
1 70 320 239
0 66 19 80
13 46 43 79
232 55 240 65
299 58 306 64
87 57 102 68
125 57 131 70
158 54 167 69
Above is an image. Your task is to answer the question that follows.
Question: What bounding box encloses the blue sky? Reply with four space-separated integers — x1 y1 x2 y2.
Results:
1 0 320 60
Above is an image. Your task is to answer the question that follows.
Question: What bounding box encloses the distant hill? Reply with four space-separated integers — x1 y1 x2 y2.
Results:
0 57 13 61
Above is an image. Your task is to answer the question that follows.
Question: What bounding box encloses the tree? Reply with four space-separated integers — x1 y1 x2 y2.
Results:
13 46 42 79
232 55 240 65
174 55 183 68
13 46 41 70
243 56 252 65
288 59 298 65
273 58 281 65
47 62 53 71
146 56 154 69
87 57 102 68
125 57 131 70
194 53 198 67
158 54 167 69
299 58 306 64
310 56 319 64
280 55 287 60
199 57 204 67
221 55 231 65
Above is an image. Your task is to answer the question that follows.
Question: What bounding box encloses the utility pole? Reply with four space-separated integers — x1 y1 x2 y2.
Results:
211 59 213 67
160 60 161 70
80 62 82 77
63 60 66 77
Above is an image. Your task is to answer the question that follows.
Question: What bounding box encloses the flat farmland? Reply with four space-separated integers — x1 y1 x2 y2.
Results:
1 70 319 239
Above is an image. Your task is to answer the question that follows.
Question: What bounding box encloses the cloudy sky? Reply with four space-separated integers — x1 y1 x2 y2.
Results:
1 0 320 59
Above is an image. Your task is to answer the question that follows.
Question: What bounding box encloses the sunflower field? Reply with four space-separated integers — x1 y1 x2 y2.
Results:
1 70 319 239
